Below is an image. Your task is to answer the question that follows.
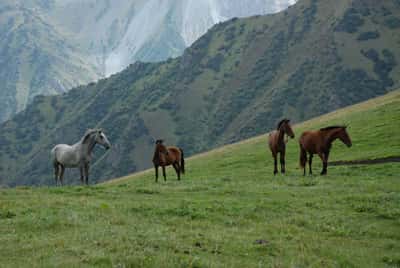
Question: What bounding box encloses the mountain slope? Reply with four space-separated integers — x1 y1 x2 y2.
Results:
0 0 294 122
0 0 399 186
0 1 100 122
46 0 296 75
1 91 399 267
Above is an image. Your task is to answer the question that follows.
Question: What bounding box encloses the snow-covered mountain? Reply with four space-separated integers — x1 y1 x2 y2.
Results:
0 0 295 122
48 0 296 76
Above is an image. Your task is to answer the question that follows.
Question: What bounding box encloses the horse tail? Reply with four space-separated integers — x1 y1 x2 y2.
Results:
51 146 57 160
179 148 185 174
299 143 307 169
51 145 62 166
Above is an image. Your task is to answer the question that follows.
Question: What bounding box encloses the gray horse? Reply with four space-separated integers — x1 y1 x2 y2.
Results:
51 129 111 185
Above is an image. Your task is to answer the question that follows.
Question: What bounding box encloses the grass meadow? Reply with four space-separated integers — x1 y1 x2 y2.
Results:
1 91 399 267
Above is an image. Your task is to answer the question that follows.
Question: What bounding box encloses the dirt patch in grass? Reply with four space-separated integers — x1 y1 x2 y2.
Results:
330 156 400 166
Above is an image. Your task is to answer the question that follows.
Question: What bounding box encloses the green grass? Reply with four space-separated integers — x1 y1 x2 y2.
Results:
1 91 400 267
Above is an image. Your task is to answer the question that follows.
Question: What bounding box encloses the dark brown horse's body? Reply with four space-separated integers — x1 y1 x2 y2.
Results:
299 126 352 175
268 119 295 174
152 140 185 182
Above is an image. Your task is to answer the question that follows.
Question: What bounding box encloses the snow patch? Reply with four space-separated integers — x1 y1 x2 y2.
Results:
104 0 297 76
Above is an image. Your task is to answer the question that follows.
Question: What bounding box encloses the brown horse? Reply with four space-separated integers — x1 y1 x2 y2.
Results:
152 140 185 182
299 126 352 175
268 119 295 175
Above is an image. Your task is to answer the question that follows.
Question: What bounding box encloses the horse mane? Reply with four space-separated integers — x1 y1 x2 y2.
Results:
277 119 289 130
82 129 100 143
319 126 346 131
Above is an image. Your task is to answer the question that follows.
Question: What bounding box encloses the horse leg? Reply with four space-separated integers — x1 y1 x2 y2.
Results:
273 153 278 175
317 153 326 175
84 163 90 185
280 151 286 174
161 165 167 181
309 154 313 175
173 163 181 181
300 146 307 176
325 151 330 175
321 151 329 175
79 166 84 184
53 162 59 185
59 165 65 186
177 163 181 180
154 165 159 183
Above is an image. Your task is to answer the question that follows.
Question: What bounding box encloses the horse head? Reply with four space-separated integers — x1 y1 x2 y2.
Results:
95 129 111 150
338 126 352 147
155 139 168 156
84 129 111 150
278 119 295 139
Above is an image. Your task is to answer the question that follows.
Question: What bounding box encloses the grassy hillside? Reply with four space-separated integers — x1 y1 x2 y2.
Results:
0 0 100 122
0 91 399 267
1 0 400 186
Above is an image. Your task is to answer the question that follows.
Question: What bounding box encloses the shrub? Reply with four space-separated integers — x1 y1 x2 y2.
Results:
357 31 380 41
335 8 364 33
384 17 400 29
206 53 224 72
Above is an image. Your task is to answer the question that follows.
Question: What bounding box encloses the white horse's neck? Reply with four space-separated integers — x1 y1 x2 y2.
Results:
80 133 97 160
